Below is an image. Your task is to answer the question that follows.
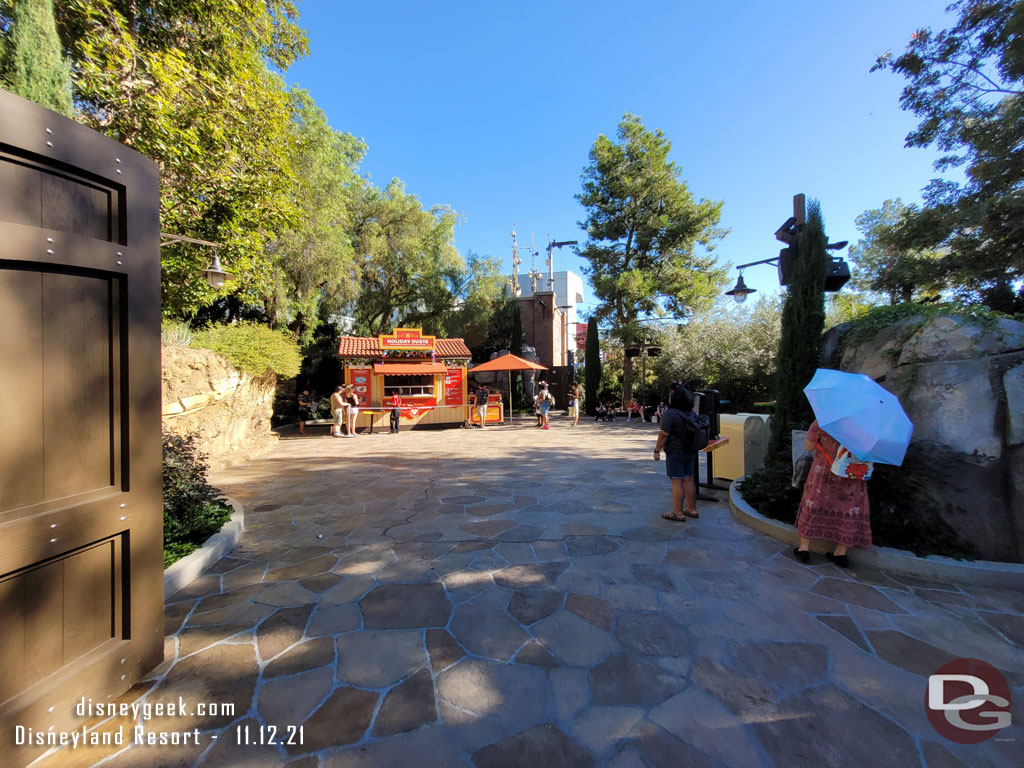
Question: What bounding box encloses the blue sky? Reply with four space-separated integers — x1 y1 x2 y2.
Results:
286 0 956 315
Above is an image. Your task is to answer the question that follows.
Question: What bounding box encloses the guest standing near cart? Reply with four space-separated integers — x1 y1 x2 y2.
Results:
568 381 581 427
342 384 359 437
653 388 708 522
474 385 489 428
330 386 345 438
792 419 871 568
390 391 402 434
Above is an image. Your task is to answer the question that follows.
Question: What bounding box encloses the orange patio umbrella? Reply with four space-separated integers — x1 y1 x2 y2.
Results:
470 353 548 423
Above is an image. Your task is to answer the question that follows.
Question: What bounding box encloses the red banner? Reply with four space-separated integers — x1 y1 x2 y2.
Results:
444 367 464 406
348 367 372 405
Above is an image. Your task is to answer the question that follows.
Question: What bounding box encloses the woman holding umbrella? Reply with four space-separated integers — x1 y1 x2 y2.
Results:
792 420 871 568
793 369 914 568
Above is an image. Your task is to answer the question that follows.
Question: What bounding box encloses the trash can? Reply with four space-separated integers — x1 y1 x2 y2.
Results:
715 414 771 480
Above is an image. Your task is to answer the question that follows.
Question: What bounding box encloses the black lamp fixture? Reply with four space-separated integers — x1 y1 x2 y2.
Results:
200 254 233 289
725 272 756 304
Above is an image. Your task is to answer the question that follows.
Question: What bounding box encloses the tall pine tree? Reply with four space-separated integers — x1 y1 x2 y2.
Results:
3 0 73 116
767 199 829 466
584 316 601 416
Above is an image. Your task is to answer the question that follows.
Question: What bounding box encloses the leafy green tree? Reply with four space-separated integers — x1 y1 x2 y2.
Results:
583 316 601 416
577 113 727 407
1 0 73 115
654 297 782 412
351 179 500 336
848 199 945 304
54 1 309 315
767 200 829 466
266 89 365 345
872 0 1024 311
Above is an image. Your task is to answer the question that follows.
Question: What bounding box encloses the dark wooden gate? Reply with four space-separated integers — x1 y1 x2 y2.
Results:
0 89 163 768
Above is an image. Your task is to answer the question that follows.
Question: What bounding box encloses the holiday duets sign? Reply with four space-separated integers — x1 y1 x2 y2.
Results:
379 328 436 351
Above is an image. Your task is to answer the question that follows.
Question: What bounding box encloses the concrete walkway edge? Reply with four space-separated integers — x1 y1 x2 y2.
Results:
163 496 245 598
729 477 1024 589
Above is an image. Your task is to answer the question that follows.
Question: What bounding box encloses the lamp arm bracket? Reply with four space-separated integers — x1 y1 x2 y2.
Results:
735 257 779 270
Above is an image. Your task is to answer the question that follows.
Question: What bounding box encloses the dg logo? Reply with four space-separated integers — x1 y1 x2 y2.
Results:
926 658 1012 744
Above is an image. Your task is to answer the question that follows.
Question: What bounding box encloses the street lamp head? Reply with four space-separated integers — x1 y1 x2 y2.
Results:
725 273 757 304
200 254 233 290
826 240 849 251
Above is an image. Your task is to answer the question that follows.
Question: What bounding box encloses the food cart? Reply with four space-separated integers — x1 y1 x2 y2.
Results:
337 328 497 430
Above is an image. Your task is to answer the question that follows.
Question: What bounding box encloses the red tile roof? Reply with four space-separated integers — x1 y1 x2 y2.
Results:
337 336 471 359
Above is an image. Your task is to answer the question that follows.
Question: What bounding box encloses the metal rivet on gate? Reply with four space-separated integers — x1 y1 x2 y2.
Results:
45 128 52 134
116 261 123 266
116 169 122 174
46 237 54 243
120 674 126 680
117 252 124 257
48 707 55 713
50 524 56 529
120 503 127 508
120 658 126 664
120 516 127 521
46 249 54 255
49 538 57 543
46 141 53 147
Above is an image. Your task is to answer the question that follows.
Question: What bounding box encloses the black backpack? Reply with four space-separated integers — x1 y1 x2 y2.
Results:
680 412 710 451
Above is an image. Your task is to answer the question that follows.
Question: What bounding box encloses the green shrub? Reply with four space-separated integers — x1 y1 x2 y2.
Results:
162 431 232 568
192 322 302 378
161 320 193 348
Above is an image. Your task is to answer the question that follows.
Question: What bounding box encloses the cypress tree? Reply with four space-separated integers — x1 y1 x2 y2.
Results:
4 0 73 117
584 316 601 416
767 199 829 466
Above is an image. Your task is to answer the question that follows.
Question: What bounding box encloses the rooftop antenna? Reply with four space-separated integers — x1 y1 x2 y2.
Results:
546 235 579 291
527 232 542 294
509 224 522 297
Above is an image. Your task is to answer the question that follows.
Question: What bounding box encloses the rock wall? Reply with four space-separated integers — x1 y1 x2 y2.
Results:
162 345 278 470
823 314 1024 562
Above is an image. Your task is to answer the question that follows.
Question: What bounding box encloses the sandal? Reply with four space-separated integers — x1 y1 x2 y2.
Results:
683 511 700 519
661 512 686 523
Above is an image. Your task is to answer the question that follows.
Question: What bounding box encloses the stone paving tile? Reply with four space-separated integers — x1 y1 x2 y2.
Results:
62 422 1023 768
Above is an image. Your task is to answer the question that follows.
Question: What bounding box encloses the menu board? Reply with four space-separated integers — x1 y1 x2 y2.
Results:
444 368 463 406
348 367 372 405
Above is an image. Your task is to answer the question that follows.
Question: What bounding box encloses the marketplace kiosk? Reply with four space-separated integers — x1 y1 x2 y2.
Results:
337 328 502 430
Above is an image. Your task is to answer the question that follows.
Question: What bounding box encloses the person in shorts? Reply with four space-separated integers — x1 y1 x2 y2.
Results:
474 385 489 427
568 381 581 427
653 387 707 522
538 383 554 429
330 386 345 438
297 389 313 435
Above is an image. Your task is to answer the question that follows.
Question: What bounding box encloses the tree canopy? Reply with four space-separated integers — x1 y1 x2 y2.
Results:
0 0 73 115
577 113 727 405
847 199 945 304
873 0 1024 311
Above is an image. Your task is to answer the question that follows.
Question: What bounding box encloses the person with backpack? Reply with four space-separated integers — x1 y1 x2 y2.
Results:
791 419 872 568
474 385 489 428
653 387 709 522
538 382 555 430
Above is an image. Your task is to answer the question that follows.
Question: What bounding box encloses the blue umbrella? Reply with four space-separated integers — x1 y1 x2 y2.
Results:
803 368 914 466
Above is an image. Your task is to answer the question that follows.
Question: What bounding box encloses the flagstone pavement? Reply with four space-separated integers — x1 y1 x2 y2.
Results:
43 420 1024 768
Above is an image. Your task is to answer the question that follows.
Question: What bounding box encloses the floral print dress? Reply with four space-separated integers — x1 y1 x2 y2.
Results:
796 420 872 548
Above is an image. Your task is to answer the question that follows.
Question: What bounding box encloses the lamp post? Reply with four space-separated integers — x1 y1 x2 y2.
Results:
724 194 850 303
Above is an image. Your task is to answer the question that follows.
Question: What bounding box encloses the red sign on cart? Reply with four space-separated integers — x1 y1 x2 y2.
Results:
348 367 372 404
444 368 463 406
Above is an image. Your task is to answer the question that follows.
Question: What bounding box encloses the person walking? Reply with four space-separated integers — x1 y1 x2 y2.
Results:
297 389 313 435
653 387 708 522
474 384 489 427
330 386 345 438
342 384 359 437
568 381 581 427
792 419 872 568
390 391 402 434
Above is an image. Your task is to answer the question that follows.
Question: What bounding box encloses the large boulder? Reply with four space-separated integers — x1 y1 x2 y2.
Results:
833 313 1024 562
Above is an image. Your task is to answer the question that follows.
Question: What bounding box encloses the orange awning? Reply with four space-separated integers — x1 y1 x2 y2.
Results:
373 363 448 375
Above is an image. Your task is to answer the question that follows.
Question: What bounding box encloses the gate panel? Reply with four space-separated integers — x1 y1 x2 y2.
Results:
0 89 163 768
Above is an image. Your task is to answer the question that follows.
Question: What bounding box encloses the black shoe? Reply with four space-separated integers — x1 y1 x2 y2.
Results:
826 552 850 568
793 548 810 564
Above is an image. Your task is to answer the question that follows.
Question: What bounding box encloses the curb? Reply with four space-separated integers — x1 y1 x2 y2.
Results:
164 496 245 598
729 478 1024 589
